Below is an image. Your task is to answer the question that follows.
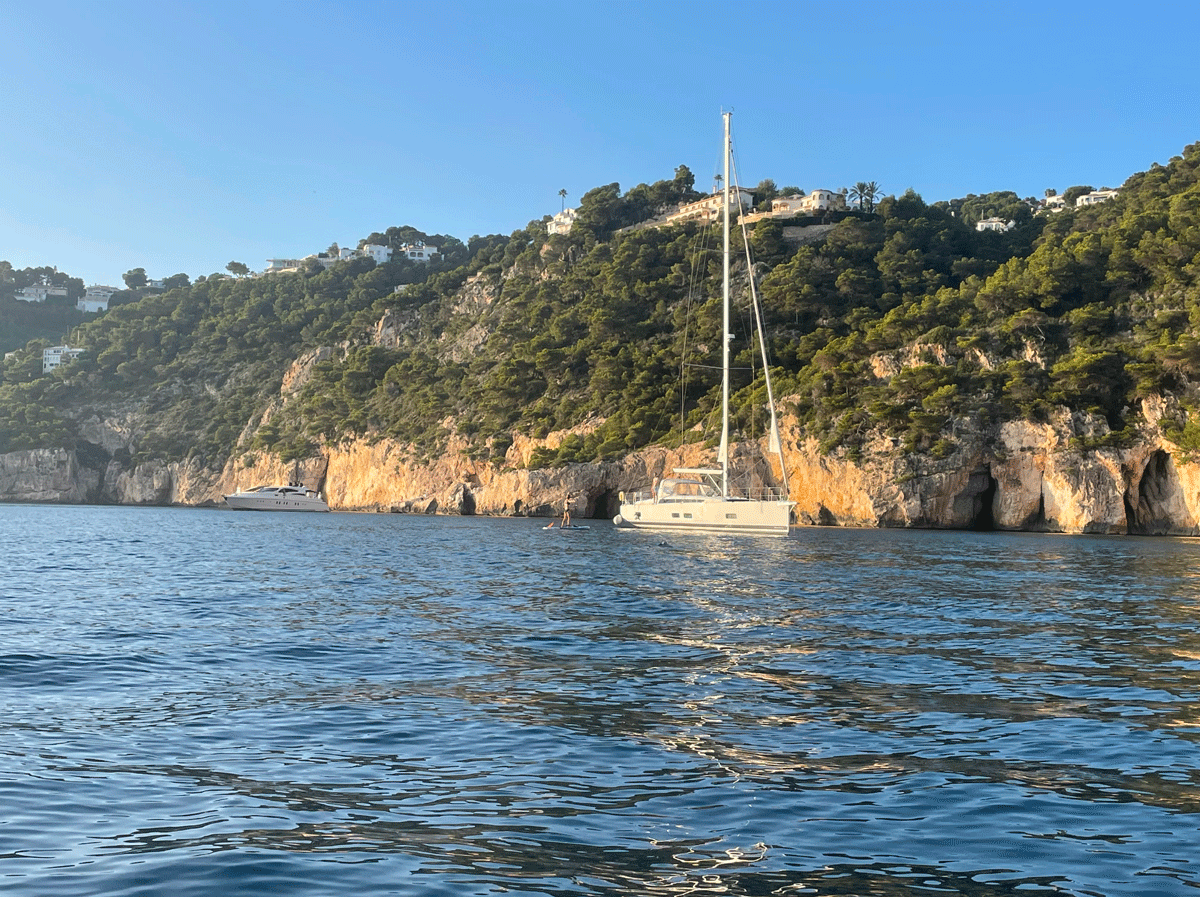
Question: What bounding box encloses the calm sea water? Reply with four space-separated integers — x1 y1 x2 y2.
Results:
2 504 1199 896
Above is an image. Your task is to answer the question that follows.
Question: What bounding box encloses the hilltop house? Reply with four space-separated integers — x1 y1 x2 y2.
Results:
796 189 847 214
664 187 755 225
396 241 437 263
264 241 419 275
770 195 809 215
976 217 1015 232
1075 189 1120 206
16 284 68 303
1040 189 1119 213
264 257 304 274
360 243 392 265
738 189 850 225
78 285 117 313
547 207 577 235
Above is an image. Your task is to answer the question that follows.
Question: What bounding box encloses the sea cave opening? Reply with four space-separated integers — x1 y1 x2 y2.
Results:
954 465 998 531
972 473 997 531
1127 449 1182 536
591 490 620 520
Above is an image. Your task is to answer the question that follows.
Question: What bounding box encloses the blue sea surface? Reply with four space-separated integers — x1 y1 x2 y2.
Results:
2 504 1199 895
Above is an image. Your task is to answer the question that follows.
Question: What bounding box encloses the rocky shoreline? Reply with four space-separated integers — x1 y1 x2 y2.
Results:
4 397 1198 536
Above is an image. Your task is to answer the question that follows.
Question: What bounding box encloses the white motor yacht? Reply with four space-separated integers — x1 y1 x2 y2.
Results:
223 484 330 512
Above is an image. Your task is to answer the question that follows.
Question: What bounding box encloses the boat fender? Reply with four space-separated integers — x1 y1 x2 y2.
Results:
613 514 624 526
618 491 624 502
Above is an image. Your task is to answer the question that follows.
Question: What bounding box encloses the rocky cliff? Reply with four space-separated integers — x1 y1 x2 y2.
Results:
783 405 1198 535
5 397 1200 536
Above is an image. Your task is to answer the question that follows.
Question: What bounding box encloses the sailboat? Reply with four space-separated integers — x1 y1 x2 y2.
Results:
613 112 795 537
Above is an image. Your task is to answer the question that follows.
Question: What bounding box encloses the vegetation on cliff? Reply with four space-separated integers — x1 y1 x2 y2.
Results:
2 143 1200 473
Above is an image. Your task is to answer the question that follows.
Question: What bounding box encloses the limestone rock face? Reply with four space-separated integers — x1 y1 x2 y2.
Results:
77 414 137 456
10 397 1200 536
0 449 99 503
775 406 1200 535
104 459 173 505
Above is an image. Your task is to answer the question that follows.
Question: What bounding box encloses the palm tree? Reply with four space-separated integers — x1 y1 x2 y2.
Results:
849 181 881 213
863 181 881 213
559 188 568 212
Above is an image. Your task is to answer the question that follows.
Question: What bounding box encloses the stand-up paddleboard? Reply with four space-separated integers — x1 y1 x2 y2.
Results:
544 523 591 530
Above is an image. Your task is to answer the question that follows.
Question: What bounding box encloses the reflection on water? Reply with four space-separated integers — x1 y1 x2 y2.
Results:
2 506 1200 896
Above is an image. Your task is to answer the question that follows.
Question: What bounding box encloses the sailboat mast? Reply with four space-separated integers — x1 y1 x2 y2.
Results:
718 111 731 498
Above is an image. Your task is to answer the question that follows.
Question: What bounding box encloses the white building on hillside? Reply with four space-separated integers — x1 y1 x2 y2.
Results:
745 190 847 222
43 345 83 373
770 195 808 214
264 258 304 274
665 187 755 225
360 243 392 265
798 189 847 213
548 207 578 235
78 285 117 313
976 217 1015 232
397 241 438 263
16 284 68 303
266 242 399 274
1076 189 1120 206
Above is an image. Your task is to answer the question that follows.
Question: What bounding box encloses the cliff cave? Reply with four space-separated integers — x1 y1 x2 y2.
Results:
592 490 620 520
954 465 997 531
1126 450 1187 535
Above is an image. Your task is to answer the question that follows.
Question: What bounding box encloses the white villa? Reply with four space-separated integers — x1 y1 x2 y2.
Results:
396 241 437 263
360 243 392 265
797 189 847 213
547 207 577 235
264 257 305 274
78 285 117 313
976 217 1015 232
265 241 427 274
738 189 849 225
327 243 393 266
665 187 755 225
1076 189 1120 206
16 284 68 303
1040 189 1119 213
43 345 83 373
770 195 809 215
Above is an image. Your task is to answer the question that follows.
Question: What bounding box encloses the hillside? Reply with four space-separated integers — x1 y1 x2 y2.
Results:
3 143 1200 533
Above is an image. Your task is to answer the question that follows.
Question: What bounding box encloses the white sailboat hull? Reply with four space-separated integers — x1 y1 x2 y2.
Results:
614 497 793 536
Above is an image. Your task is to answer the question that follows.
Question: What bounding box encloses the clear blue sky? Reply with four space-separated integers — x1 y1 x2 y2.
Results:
2 0 1197 287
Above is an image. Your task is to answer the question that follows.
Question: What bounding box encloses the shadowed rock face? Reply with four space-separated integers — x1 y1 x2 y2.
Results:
6 407 1200 536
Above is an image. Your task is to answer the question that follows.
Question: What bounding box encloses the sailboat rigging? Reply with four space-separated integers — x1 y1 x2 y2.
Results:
613 112 795 536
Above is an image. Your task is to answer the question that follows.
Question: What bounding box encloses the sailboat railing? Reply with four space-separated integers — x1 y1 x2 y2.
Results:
621 484 788 504
731 485 791 501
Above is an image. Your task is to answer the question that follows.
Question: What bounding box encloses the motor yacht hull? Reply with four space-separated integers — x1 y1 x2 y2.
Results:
223 485 330 512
